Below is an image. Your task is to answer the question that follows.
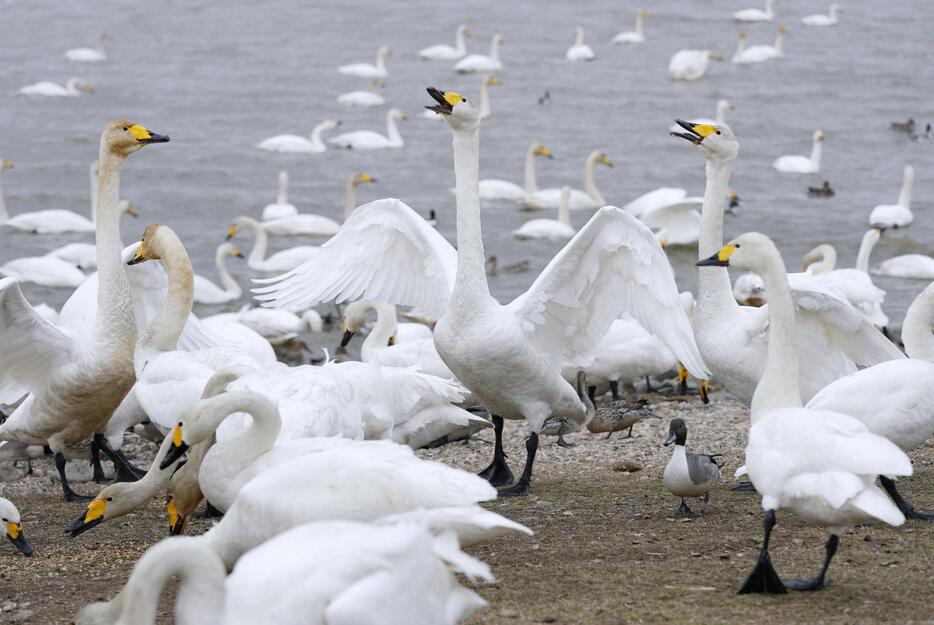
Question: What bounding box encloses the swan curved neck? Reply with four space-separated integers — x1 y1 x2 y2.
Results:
697 158 739 314
584 153 605 205
898 167 913 208
66 78 81 94
309 122 330 151
360 301 398 359
215 247 242 297
386 112 402 145
0 168 8 221
855 232 878 273
241 217 269 265
451 124 490 303
195 391 280 451
751 245 802 418
523 145 540 194
902 285 934 361
809 138 822 170
138 234 193 358
94 149 136 351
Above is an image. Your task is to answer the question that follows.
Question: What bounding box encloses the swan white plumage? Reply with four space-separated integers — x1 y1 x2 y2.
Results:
336 88 386 108
477 142 552 202
454 34 503 73
419 24 471 60
257 88 708 496
698 232 912 594
622 187 692 217
228 216 321 269
873 254 934 280
256 172 376 238
734 0 775 22
236 306 322 344
18 77 93 96
64 33 111 62
256 119 341 154
0 255 87 288
802 4 840 26
715 99 733 124
643 197 703 246
0 496 32 556
566 26 595 62
0 120 170 501
329 108 406 150
513 186 575 241
261 171 297 220
807 280 934 521
733 271 765 306
341 299 433 346
338 46 391 81
869 165 914 228
670 119 902 406
668 50 720 81
732 27 785 64
193 243 243 305
613 9 649 44
773 130 823 174
524 150 612 210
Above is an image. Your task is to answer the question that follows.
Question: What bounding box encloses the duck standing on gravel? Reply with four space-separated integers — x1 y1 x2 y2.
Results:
662 418 722 515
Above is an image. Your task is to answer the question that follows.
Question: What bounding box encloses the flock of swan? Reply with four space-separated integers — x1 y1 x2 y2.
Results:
1 1 932 621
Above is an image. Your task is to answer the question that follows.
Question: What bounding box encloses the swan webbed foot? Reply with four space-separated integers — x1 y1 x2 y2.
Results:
784 577 830 591
497 432 538 498
880 475 934 522
556 433 575 448
55 452 93 503
732 480 757 493
94 434 144 482
738 550 787 594
477 415 514 487
497 478 531 498
90 440 112 484
194 501 225 519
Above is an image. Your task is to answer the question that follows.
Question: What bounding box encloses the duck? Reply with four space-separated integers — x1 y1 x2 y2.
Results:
0 497 32 556
807 181 834 197
524 150 612 210
773 130 823 174
698 232 912 594
613 9 649 44
873 254 934 280
869 165 914 228
807 280 934 521
668 49 722 81
732 27 785 65
455 34 503 73
586 398 656 439
341 298 433 345
0 254 88 288
260 171 297 220
662 418 722 515
566 26 595 61
802 4 840 26
734 0 775 22
256 88 708 497
18 77 93 96
670 119 902 406
419 24 471 60
64 33 111 62
513 186 575 241
328 108 406 150
477 142 553 203
338 46 391 83
890 118 915 133
336 87 385 108
256 119 341 154
0 120 169 502
193 243 243 305
227 216 321 270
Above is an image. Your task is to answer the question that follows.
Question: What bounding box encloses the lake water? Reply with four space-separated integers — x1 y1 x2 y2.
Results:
1 0 932 337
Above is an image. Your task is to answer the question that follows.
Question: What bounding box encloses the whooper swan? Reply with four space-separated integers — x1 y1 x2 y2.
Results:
455 34 503 73
328 108 406 150
419 24 471 60
18 77 93 96
524 150 612 210
256 119 341 154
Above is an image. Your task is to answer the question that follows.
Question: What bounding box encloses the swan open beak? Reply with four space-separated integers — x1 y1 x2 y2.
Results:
340 329 355 348
671 119 715 145
67 499 107 538
160 426 189 469
426 87 457 115
696 244 736 267
6 522 33 556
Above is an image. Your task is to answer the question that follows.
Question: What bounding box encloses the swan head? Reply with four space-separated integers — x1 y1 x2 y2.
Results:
218 241 243 259
119 200 138 217
640 9 650 17
127 223 165 265
671 120 738 161
459 24 471 36
485 75 502 87
378 46 392 58
594 152 613 168
351 173 376 187
1 500 31 557
103 120 169 157
426 87 482 128
341 299 373 345
390 108 407 121
778 25 787 34
67 476 161 537
532 143 554 159
801 243 835 272
492 33 503 44
813 130 824 142
0 159 12 171
697 232 777 273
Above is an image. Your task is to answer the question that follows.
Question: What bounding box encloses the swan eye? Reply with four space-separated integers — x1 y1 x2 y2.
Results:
123 126 128 132
715 130 721 135
106 497 113 502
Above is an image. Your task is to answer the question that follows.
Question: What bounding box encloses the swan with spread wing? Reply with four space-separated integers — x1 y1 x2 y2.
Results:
256 88 707 497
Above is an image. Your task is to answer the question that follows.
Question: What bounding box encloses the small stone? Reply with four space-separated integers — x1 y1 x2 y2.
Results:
541 618 557 624
864 535 872 542
500 609 519 618
13 609 33 622
719 553 730 560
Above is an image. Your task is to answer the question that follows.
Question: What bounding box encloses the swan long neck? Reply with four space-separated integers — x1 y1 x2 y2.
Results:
902 283 934 361
480 79 492 118
735 35 745 57
558 187 571 226
94 149 136 352
215 246 242 297
715 101 728 125
574 27 584 46
89 161 99 221
276 171 288 205
773 30 784 54
386 111 403 145
66 78 81 94
375 48 387 72
0 169 8 221
139 234 193 355
697 158 739 313
489 37 501 63
765 0 775 16
451 124 490 302
309 121 330 151
194 391 280 453
635 13 644 34
855 230 879 273
523 145 540 194
361 301 398 360
898 166 913 208
242 217 269 265
751 245 802 418
584 152 605 205
344 176 358 220
455 26 466 54
809 137 822 170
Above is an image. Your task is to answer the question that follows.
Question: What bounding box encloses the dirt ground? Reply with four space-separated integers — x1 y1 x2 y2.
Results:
1 392 933 624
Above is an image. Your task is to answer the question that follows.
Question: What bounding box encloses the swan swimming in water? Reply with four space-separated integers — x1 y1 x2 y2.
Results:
18 77 93 96
668 50 722 81
193 242 244 305
566 26 595 61
455 34 503 73
336 86 386 108
802 4 840 26
419 24 471 60
734 0 776 22
773 130 823 174
328 108 406 150
732 27 785 64
338 46 391 83
524 150 613 210
0 255 87 288
477 142 552 202
513 186 575 241
869 165 914 228
64 33 111 62
256 119 341 154
261 171 297 220
227 215 319 272
613 9 649 44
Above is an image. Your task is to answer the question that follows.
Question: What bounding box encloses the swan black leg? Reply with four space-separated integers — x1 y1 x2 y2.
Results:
90 438 111 483
880 476 934 521
784 534 839 591
738 509 786 594
609 380 620 401
645 376 654 392
556 432 574 448
94 434 144 483
477 416 513 487
498 432 538 498
587 385 597 407
55 453 92 503
194 501 225 519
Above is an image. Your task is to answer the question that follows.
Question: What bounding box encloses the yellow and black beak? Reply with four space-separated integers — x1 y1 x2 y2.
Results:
697 244 736 267
671 119 715 145
67 499 107 538
699 380 710 404
166 497 187 536
226 225 237 241
232 247 244 259
127 204 139 218
127 246 146 265
6 521 32 556
426 87 458 115
160 426 189 469
129 124 170 145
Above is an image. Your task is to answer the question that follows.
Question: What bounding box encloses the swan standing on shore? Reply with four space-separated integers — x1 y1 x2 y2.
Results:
0 120 169 501
329 108 406 150
525 150 612 210
256 119 341 154
455 34 503 73
613 10 649 44
338 46 391 83
698 233 911 594
227 216 319 271
477 143 552 202
18 78 93 96
513 186 575 240
566 26 595 61
419 24 471 60
869 165 914 228
64 33 111 62
734 0 775 22
773 130 823 173
261 171 297 220
193 243 243 305
257 88 708 497
802 4 840 26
